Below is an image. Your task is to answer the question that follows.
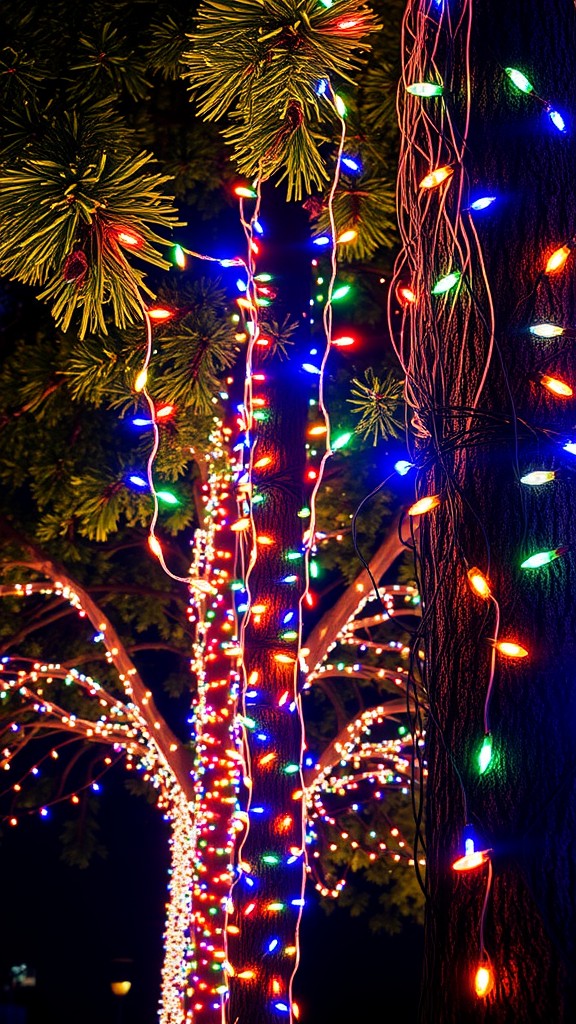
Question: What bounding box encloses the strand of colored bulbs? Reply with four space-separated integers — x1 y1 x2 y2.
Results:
396 0 575 1000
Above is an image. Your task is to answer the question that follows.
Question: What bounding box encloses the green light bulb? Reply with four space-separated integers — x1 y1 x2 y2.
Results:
262 853 281 865
332 431 352 450
332 284 351 301
173 244 186 268
521 547 567 569
478 734 493 774
407 82 444 97
284 763 300 774
432 270 461 295
505 67 534 94
156 490 179 505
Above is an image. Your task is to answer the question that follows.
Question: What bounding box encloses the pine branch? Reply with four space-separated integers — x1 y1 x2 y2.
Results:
184 0 381 198
348 367 405 444
0 110 181 337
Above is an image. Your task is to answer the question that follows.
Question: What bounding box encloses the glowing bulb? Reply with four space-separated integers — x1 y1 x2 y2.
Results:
395 460 413 476
467 566 491 599
505 67 534 93
334 94 347 117
312 235 331 247
529 323 564 338
147 307 174 321
234 185 257 198
156 490 179 506
237 970 255 980
419 165 453 189
408 495 441 516
231 517 250 532
254 456 272 469
148 536 163 558
406 82 443 97
341 155 361 172
336 229 357 244
134 368 148 392
129 475 148 488
432 270 461 294
541 374 573 397
494 640 528 658
474 963 495 998
548 108 566 133
398 285 417 304
520 470 555 485
116 230 142 247
332 284 351 300
478 734 493 774
545 245 571 274
173 244 186 268
469 196 496 211
332 431 352 450
520 547 567 569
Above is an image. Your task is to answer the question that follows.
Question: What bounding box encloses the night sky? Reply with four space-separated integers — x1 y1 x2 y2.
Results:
0 781 423 1023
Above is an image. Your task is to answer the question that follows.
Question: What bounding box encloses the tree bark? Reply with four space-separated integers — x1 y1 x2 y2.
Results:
399 1 576 1021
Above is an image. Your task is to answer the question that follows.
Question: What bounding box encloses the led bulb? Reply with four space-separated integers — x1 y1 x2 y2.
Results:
494 640 528 658
548 108 566 133
521 546 567 569
478 733 493 774
408 494 441 516
545 245 571 274
505 67 534 93
419 165 454 189
334 94 347 117
332 284 351 301
469 196 496 211
147 307 174 321
406 82 443 97
467 566 491 599
332 431 352 450
432 270 461 294
173 244 186 268
474 963 495 998
134 368 148 392
234 185 257 198
520 470 555 486
336 229 357 244
529 323 564 338
541 374 573 397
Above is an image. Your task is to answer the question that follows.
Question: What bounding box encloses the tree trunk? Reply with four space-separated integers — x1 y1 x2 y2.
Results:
399 1 576 1021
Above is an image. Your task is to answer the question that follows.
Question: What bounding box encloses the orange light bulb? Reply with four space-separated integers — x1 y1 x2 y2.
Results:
452 849 490 871
474 963 495 997
336 229 358 244
493 640 528 658
231 517 250 532
545 244 571 274
467 567 491 599
398 285 417 304
541 374 573 398
419 165 454 189
408 494 441 516
147 307 174 321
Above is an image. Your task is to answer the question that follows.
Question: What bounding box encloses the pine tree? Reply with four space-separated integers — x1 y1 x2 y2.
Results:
398 0 576 1020
0 2 420 1023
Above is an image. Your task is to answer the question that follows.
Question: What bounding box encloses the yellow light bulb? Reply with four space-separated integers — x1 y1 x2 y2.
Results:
134 368 148 392
419 165 454 189
408 494 441 516
474 963 495 997
148 536 162 558
545 244 571 274
494 640 528 658
337 229 357 244
541 374 573 398
467 567 491 599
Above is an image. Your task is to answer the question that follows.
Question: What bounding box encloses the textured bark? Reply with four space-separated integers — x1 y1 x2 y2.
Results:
400 2 576 1021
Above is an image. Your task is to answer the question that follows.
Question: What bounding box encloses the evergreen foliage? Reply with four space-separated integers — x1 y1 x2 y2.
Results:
184 0 381 199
